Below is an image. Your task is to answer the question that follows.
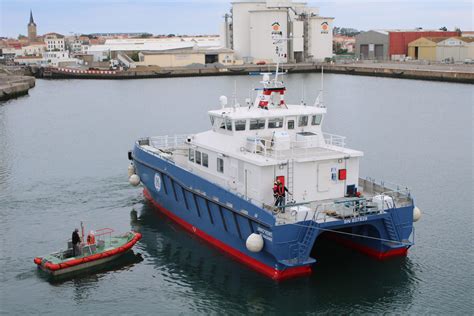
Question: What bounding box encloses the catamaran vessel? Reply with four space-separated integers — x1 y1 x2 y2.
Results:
127 32 421 281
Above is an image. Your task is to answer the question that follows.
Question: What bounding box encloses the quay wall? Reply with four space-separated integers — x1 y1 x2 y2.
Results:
36 63 474 84
0 75 36 101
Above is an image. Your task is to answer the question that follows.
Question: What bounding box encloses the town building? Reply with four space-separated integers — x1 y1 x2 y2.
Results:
22 43 46 56
355 29 460 60
333 35 355 53
44 33 65 51
407 37 474 62
27 10 37 42
222 0 334 63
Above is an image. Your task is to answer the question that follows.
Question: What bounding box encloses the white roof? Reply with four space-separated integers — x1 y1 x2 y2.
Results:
209 104 326 120
87 37 223 53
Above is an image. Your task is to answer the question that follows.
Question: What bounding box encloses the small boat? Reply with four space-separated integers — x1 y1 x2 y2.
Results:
34 228 142 276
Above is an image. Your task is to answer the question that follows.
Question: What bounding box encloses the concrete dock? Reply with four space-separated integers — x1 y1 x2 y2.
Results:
0 70 36 101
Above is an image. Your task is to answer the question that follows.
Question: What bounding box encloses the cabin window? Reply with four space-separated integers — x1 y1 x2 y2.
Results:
234 120 246 131
288 120 295 129
217 158 224 173
220 119 226 130
195 150 202 165
249 118 265 130
298 116 308 127
268 117 283 128
311 115 322 125
188 149 195 162
209 116 215 127
202 153 209 167
225 118 232 131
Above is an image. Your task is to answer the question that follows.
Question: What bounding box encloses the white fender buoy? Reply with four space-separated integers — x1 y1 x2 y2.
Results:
127 164 135 177
413 206 422 222
246 233 264 253
129 174 140 186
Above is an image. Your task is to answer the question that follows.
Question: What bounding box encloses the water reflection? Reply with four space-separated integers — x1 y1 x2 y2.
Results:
133 202 418 314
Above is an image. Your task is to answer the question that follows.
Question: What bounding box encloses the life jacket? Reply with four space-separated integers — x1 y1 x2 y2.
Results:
87 234 96 245
277 183 285 196
273 182 279 194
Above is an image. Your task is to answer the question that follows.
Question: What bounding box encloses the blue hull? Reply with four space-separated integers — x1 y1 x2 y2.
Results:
132 144 414 280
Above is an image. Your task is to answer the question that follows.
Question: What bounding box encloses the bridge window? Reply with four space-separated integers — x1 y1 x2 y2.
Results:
188 148 194 162
209 115 215 127
217 158 224 173
250 118 265 130
298 115 308 127
268 117 283 128
202 153 209 167
234 120 247 131
225 119 232 131
311 115 322 125
288 119 295 129
195 150 202 165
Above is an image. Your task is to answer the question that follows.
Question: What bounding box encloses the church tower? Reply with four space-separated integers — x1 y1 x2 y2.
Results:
27 10 37 42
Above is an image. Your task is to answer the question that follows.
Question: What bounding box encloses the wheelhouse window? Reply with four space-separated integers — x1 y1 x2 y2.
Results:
268 117 283 128
217 158 224 173
298 115 308 127
234 120 246 131
195 150 202 165
249 118 265 130
202 153 209 167
311 115 322 125
209 115 215 127
188 148 195 162
288 119 295 129
225 118 232 131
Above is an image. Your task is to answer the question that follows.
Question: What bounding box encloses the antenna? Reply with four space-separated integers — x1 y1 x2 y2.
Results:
313 66 325 107
320 65 324 106
301 83 306 106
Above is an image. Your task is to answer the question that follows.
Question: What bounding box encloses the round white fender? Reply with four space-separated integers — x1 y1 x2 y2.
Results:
413 206 422 222
246 233 264 252
127 164 135 177
129 174 140 186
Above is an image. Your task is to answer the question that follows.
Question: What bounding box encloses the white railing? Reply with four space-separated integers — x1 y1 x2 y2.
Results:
245 132 347 160
323 132 346 147
148 135 189 149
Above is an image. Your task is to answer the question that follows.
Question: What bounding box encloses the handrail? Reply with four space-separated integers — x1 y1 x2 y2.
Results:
149 135 189 149
94 227 114 237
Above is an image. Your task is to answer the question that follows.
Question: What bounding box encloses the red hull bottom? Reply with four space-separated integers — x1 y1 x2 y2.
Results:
143 189 312 281
327 233 408 260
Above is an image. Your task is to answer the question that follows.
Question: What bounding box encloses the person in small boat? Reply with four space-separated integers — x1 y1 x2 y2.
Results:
87 231 96 245
72 228 81 257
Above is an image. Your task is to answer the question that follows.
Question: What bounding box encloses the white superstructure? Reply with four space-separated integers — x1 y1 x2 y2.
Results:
148 70 362 212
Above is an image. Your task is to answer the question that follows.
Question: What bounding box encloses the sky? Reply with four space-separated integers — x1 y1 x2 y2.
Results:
0 0 472 38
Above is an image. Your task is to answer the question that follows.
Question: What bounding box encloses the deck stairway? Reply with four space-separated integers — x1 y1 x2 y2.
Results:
383 215 400 242
297 219 318 262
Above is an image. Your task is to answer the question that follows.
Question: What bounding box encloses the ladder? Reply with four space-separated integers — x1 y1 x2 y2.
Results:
383 216 400 242
287 159 295 202
298 219 318 262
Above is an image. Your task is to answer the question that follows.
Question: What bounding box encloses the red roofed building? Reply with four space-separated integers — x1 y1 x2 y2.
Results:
389 30 459 58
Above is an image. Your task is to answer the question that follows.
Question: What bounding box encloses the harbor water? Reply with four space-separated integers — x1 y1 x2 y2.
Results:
0 74 472 314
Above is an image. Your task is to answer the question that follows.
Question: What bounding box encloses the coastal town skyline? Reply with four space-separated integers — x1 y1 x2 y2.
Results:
1 0 472 38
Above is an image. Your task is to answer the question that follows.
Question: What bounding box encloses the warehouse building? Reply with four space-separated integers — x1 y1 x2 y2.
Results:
407 37 474 62
221 0 334 63
354 30 388 60
137 47 235 67
355 29 460 60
